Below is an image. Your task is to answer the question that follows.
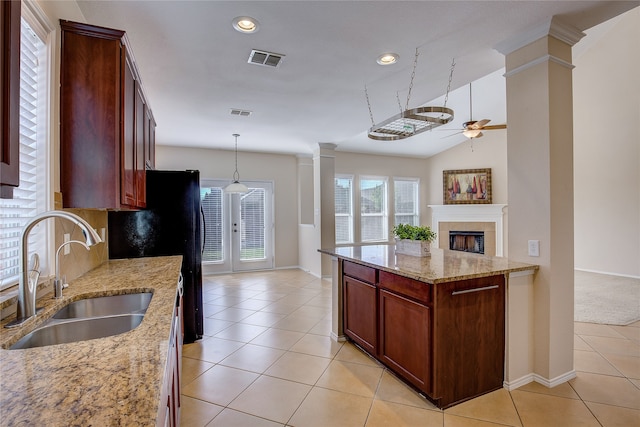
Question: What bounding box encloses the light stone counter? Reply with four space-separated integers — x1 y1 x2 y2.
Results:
0 256 182 426
319 244 537 284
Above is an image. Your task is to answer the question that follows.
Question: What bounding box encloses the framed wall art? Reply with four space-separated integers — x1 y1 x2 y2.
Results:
443 168 492 204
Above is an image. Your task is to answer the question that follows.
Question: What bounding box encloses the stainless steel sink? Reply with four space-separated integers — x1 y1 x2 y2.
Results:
52 292 153 319
9 292 153 350
10 315 144 349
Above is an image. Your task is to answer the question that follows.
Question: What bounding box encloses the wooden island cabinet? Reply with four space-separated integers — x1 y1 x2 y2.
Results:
60 20 155 210
321 245 536 409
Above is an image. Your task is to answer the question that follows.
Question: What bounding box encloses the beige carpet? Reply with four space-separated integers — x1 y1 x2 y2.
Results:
574 270 640 325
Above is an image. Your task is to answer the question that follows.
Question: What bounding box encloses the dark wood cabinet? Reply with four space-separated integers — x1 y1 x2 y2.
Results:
432 275 505 407
0 0 21 199
344 276 377 355
379 288 431 393
342 259 505 408
343 261 377 354
60 20 155 209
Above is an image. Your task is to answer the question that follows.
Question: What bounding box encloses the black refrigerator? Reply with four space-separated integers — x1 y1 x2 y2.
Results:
108 170 204 343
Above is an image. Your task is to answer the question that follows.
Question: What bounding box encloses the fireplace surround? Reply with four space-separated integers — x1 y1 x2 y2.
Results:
429 204 507 257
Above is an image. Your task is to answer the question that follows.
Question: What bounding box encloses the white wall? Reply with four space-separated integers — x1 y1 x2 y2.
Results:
573 7 640 277
425 131 509 254
156 146 300 270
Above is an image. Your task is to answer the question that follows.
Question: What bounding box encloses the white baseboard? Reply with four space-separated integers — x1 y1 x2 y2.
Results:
575 268 640 280
504 370 577 391
330 332 347 342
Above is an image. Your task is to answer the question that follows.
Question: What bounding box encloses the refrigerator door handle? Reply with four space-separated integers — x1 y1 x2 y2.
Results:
200 206 206 255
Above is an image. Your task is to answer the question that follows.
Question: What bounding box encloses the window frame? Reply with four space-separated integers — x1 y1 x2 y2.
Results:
393 177 420 227
334 174 354 245
0 1 53 290
359 175 388 243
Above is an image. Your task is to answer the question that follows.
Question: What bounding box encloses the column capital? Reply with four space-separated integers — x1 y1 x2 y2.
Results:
495 16 586 56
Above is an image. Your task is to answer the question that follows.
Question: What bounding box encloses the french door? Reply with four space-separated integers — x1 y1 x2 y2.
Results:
201 180 274 274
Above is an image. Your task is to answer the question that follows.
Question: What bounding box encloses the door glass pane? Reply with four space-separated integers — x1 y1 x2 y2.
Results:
201 186 223 262
240 189 266 260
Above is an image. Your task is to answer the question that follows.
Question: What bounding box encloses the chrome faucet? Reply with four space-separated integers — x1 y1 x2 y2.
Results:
5 211 102 327
54 240 90 298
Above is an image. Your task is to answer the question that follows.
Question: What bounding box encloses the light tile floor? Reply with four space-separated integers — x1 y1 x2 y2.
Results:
181 269 640 427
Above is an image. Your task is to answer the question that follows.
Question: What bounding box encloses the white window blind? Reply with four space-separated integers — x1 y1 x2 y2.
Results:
0 17 48 289
335 176 353 244
200 185 224 262
240 189 266 260
394 178 419 226
360 177 387 242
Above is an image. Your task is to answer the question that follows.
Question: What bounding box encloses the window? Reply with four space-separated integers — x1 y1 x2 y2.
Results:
335 176 353 244
0 11 50 290
394 178 419 226
360 177 387 242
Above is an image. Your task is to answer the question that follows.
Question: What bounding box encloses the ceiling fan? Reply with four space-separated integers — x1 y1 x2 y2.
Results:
449 83 506 139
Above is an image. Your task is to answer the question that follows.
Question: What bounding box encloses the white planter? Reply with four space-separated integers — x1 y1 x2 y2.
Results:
394 238 432 257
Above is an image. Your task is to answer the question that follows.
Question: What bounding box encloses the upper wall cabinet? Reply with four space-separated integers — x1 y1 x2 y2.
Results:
0 0 21 199
60 20 155 209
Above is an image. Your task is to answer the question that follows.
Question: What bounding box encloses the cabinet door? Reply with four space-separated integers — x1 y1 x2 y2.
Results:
120 50 136 207
0 0 21 199
343 276 377 355
432 275 505 408
134 83 146 207
379 289 431 393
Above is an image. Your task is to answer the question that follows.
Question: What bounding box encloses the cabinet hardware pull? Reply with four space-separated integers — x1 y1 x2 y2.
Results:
451 285 499 295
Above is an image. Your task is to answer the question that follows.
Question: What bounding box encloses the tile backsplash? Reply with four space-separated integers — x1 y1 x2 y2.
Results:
54 208 108 283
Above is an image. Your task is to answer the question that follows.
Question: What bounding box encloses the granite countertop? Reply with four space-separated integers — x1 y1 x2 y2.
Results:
319 244 537 283
0 256 182 426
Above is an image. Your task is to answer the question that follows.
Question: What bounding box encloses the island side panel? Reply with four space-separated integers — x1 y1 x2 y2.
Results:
330 256 347 341
432 274 506 408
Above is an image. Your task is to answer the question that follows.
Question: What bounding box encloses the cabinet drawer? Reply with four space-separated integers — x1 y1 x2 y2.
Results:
379 271 430 305
343 260 377 284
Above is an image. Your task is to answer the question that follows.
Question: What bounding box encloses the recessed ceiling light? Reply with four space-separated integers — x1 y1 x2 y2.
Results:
376 53 399 65
232 16 259 34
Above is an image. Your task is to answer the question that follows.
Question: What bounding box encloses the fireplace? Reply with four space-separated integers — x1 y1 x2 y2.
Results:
449 231 484 254
429 204 507 257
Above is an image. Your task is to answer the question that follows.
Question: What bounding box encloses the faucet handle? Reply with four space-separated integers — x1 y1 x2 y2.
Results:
54 275 69 299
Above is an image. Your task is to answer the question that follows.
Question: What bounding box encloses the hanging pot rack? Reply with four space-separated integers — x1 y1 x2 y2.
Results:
366 51 455 141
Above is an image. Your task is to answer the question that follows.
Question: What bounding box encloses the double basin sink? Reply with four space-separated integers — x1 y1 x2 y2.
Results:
10 292 153 350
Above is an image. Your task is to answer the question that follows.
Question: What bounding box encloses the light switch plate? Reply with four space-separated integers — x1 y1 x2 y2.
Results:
63 233 71 255
528 240 540 257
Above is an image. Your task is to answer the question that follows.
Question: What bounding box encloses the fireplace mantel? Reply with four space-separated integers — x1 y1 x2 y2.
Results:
428 204 507 256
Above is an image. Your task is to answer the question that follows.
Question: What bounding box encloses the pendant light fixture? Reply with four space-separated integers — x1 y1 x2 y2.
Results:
224 133 249 194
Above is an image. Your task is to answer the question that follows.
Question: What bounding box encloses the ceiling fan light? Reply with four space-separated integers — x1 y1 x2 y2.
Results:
232 16 259 33
463 129 481 138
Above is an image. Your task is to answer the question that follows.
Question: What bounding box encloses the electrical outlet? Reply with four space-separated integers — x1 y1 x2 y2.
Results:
63 233 71 255
528 240 540 257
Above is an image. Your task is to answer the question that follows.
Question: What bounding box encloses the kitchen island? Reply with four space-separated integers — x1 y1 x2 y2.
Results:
0 256 182 426
319 244 537 408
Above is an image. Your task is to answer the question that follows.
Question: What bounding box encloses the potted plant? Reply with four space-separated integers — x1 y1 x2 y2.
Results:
392 223 437 257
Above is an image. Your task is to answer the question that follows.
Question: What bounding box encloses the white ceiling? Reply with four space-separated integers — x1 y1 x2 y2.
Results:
74 1 637 158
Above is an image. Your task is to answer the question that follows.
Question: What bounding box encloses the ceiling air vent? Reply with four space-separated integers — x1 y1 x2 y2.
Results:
230 109 252 117
248 49 285 68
